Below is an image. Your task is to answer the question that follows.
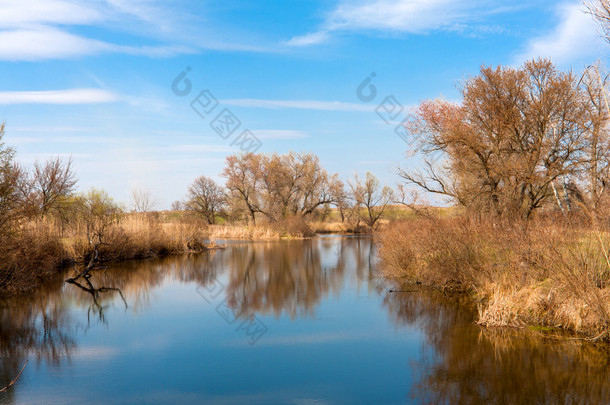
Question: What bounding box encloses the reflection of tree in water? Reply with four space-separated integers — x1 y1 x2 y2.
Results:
0 276 77 403
383 290 610 404
67 251 224 314
0 251 224 402
224 237 375 319
66 274 128 326
0 238 373 400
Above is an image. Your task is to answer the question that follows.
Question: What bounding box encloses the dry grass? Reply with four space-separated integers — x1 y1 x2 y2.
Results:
0 213 210 297
208 216 318 240
377 214 610 340
0 222 67 296
309 221 349 234
208 225 280 240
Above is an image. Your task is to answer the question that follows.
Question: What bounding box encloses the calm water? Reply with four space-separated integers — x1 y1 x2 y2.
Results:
1 236 609 404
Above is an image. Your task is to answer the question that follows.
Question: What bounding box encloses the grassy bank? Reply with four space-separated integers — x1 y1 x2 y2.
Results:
377 214 610 340
0 213 208 297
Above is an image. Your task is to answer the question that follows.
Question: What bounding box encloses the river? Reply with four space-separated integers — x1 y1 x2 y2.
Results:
0 236 608 404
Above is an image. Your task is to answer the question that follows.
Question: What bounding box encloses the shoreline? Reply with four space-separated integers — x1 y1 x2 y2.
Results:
377 215 610 342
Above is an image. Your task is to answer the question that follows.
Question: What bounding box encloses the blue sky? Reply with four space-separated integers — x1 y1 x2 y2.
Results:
0 0 607 209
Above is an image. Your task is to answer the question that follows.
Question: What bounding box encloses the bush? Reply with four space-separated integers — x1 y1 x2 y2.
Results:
274 216 314 238
0 223 66 296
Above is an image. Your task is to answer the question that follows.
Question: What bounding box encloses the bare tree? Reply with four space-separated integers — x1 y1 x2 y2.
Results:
222 153 264 225
587 1 610 43
186 176 226 224
399 59 592 219
32 157 77 217
579 63 610 212
170 200 183 211
0 123 21 232
69 189 122 278
222 152 344 224
349 172 394 228
131 186 157 213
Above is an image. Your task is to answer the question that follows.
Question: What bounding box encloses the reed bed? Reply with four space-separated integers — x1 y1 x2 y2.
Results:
377 215 610 340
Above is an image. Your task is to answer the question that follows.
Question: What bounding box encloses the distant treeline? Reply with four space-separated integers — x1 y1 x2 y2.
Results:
180 151 394 230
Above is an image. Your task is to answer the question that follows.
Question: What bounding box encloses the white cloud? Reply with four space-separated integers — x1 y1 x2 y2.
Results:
0 89 120 105
0 26 112 61
0 0 102 26
284 0 506 47
328 0 472 32
284 31 330 47
516 2 606 65
0 25 196 61
223 98 373 112
251 130 309 140
0 0 260 61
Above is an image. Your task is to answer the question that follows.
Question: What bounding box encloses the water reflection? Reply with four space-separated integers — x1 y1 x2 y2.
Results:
0 238 375 395
0 276 76 403
224 237 374 318
384 289 610 404
0 236 609 404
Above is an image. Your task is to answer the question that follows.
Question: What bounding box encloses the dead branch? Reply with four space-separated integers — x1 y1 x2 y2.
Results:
0 360 28 392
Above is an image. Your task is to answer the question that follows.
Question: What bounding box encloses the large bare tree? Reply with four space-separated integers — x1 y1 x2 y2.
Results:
399 59 595 219
222 153 264 225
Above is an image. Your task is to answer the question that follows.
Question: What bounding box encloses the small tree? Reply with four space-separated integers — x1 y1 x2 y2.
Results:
68 189 122 278
75 189 122 247
186 176 226 224
32 157 77 217
0 123 21 233
131 186 157 213
348 172 394 228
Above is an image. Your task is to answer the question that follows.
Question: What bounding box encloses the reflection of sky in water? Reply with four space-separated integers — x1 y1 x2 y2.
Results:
2 236 610 404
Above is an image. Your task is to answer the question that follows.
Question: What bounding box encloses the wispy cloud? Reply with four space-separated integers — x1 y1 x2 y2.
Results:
0 0 267 61
223 98 372 112
251 130 309 140
284 31 331 47
0 26 112 61
516 2 606 65
284 0 509 47
328 0 477 32
0 0 102 26
0 89 120 105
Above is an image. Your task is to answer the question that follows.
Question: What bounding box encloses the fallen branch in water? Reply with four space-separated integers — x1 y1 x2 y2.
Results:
66 240 109 283
0 360 28 392
389 289 420 293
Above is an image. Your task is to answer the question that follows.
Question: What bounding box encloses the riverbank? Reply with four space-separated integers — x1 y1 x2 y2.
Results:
377 214 610 341
0 213 209 297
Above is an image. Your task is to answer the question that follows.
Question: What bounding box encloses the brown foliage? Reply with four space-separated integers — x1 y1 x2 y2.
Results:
377 214 610 339
399 59 607 219
222 152 344 224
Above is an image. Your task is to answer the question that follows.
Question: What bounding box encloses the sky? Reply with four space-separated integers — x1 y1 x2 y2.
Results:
0 0 608 209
